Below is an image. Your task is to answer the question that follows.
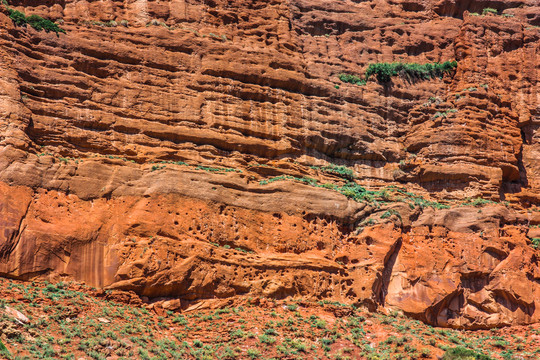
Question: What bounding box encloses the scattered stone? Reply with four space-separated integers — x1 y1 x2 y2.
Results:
162 299 181 311
4 306 29 324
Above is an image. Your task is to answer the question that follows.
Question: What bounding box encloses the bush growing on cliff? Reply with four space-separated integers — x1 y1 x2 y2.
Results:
433 108 458 119
335 61 457 86
381 209 401 220
311 164 356 180
336 183 368 201
482 8 498 15
7 8 26 25
6 7 65 35
365 63 396 82
338 73 366 86
26 14 64 33
365 61 457 83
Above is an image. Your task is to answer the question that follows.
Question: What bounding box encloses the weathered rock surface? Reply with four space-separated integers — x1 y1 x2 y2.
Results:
0 0 539 329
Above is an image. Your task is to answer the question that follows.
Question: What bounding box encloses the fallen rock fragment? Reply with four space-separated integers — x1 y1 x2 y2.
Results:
3 306 29 324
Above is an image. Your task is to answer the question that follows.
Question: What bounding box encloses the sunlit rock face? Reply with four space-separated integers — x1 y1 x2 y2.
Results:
0 0 539 329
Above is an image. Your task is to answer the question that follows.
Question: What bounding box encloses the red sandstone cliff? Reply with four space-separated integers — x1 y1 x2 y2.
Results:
0 0 539 329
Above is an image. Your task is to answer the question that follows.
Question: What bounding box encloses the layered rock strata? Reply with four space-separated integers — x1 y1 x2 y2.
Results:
1 0 539 328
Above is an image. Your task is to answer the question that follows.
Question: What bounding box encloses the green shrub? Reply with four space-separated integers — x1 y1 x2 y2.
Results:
172 315 188 325
421 348 431 358
381 209 401 220
365 61 457 83
433 108 458 119
336 183 367 201
259 334 276 344
7 8 26 26
151 165 165 171
27 14 65 33
230 329 245 339
312 164 356 180
365 63 397 82
264 328 278 336
247 348 260 359
192 339 203 347
482 8 497 15
290 339 307 352
531 238 540 250
338 73 366 86
320 337 334 347
442 346 492 360
7 7 65 35
286 304 298 311
313 319 326 329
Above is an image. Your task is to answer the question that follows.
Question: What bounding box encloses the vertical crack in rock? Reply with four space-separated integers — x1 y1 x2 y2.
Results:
378 236 402 306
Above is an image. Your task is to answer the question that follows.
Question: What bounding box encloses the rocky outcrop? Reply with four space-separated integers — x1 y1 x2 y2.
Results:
0 0 539 329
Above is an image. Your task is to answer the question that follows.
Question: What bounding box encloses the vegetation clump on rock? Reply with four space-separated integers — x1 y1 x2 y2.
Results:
3 0 65 36
338 73 366 86
338 61 457 85
311 164 356 180
365 61 458 83
482 8 498 16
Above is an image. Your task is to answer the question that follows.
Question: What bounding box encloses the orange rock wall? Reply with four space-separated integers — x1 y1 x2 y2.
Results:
1 0 540 328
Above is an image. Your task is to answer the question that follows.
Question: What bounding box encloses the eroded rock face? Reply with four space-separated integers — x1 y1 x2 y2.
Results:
387 207 540 329
0 0 539 329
